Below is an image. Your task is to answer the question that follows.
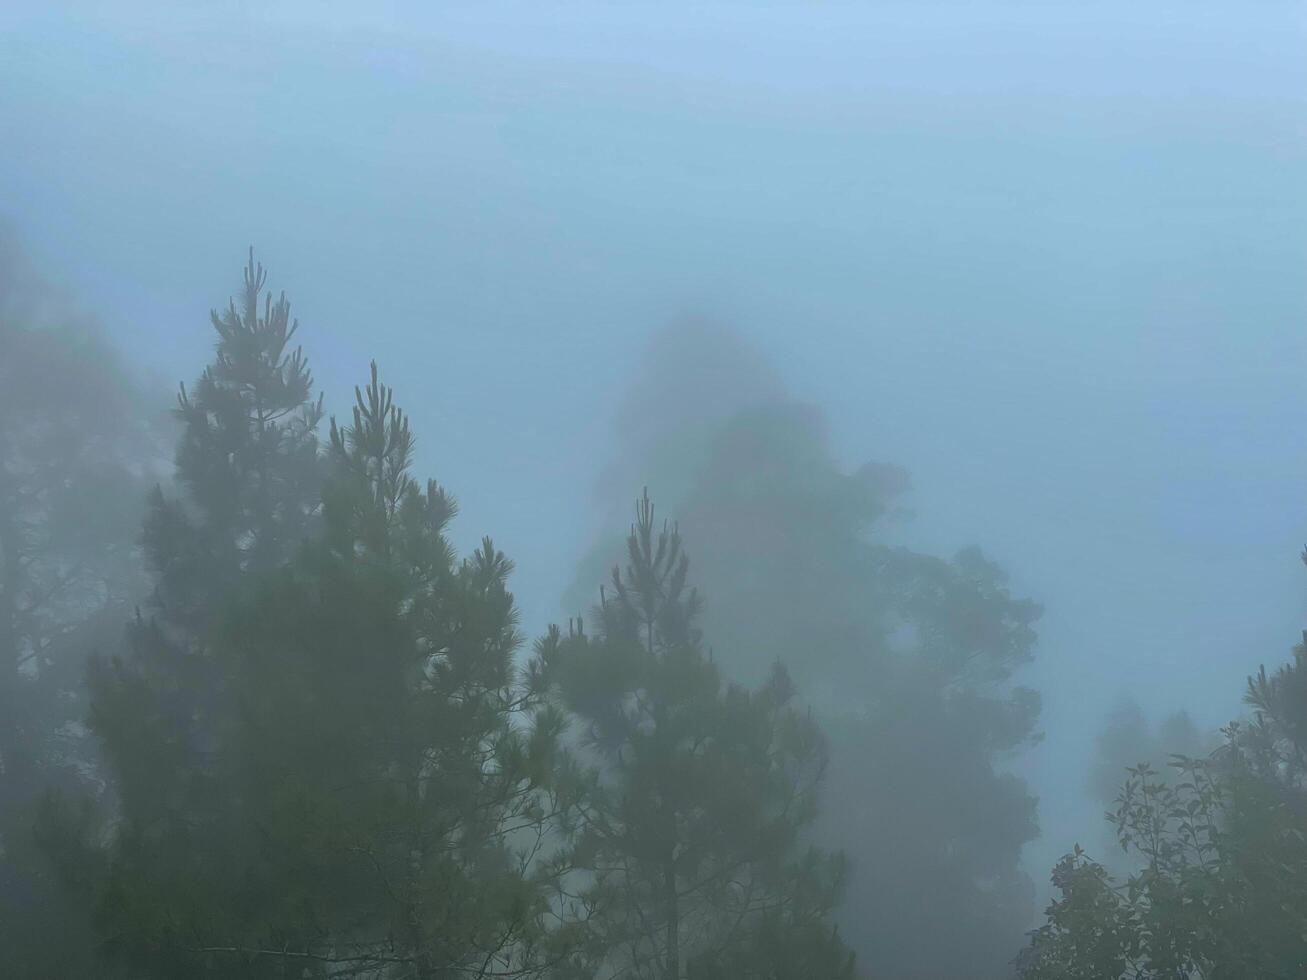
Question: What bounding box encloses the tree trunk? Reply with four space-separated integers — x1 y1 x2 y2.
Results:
664 857 679 980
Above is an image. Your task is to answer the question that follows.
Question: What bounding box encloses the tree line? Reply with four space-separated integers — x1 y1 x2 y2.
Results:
2 241 1304 978
2 248 849 979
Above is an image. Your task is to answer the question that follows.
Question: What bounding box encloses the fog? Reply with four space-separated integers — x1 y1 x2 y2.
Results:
3 2 1306 977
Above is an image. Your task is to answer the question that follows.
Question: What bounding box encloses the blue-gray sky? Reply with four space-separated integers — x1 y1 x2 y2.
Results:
4 0 1306 902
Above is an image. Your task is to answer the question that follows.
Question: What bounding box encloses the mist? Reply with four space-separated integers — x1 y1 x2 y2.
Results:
3 2 1306 977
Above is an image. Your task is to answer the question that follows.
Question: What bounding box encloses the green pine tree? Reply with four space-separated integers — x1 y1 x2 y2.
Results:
72 361 582 979
148 246 323 626
36 249 326 976
543 491 852 980
570 331 1044 979
88 247 323 815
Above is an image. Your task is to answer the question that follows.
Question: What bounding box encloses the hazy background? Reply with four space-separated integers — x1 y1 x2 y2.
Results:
4 0 1306 937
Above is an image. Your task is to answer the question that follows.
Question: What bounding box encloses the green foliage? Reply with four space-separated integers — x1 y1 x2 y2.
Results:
150 246 324 625
574 356 1043 979
1022 675 1307 978
72 353 583 978
684 910 855 980
544 491 852 980
1081 703 1215 876
60 253 328 975
87 248 325 819
1241 628 1307 790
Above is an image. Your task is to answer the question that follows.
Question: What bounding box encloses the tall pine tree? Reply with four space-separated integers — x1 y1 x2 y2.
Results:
90 247 323 815
42 249 326 975
570 324 1043 979
71 357 582 978
544 491 852 980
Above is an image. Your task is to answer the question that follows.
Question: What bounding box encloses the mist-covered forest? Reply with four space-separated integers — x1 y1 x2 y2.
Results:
3 3 1306 978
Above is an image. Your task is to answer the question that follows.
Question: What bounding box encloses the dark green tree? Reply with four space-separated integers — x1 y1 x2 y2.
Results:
147 245 323 627
545 491 852 980
32 248 324 976
73 362 581 979
1020 749 1307 979
83 247 324 865
1021 565 1307 979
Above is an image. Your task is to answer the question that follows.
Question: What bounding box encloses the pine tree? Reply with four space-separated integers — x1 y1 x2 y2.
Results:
76 362 581 979
86 248 323 820
571 329 1044 978
149 246 323 626
543 491 852 980
33 249 326 975
1241 625 1307 791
